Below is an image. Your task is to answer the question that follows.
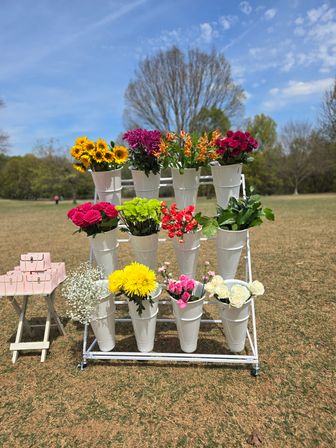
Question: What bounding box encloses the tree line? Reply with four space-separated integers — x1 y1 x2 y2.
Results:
0 46 335 199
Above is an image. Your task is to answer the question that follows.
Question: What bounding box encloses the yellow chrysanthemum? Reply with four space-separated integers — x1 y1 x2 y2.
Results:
72 163 86 173
84 140 96 153
93 148 105 163
96 138 109 152
70 145 83 160
108 270 125 293
123 263 157 298
104 151 115 163
113 146 128 164
80 154 91 168
75 136 88 146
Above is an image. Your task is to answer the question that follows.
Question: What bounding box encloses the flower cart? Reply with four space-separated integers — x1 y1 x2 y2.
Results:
78 173 262 377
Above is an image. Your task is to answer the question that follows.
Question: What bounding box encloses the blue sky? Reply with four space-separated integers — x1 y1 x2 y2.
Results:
0 0 335 155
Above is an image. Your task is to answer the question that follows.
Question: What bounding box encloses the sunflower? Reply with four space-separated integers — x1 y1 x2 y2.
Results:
96 138 109 152
70 145 83 160
84 139 96 153
93 148 105 163
75 136 88 146
72 163 86 173
108 270 125 294
123 262 157 298
113 146 128 165
103 151 114 164
80 154 91 168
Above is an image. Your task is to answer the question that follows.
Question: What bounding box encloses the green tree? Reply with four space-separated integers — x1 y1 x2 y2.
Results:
1 155 39 199
246 114 277 149
189 107 231 134
0 98 10 154
320 78 336 142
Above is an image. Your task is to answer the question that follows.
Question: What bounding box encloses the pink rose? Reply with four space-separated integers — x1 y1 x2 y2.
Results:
104 204 118 219
93 202 111 211
186 279 195 291
83 209 102 225
181 291 190 302
78 202 93 213
177 299 187 309
67 208 77 219
168 280 176 294
175 282 183 294
71 211 87 227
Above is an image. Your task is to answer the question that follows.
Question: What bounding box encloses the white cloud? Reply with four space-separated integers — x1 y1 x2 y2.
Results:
264 9 277 20
294 17 304 25
271 78 334 97
219 15 237 30
240 1 252 15
200 22 214 43
294 26 305 36
307 4 329 23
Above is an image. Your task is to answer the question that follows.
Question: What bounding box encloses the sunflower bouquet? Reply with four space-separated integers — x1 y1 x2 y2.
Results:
117 198 162 236
158 130 221 172
70 136 128 173
108 262 158 315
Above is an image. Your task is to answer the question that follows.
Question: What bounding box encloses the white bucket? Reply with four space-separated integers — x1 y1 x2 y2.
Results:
171 281 205 353
130 233 158 271
90 280 116 351
171 167 200 209
172 229 201 279
90 228 119 278
216 228 247 280
211 163 242 208
217 279 251 352
127 286 161 352
131 169 160 199
91 168 122 205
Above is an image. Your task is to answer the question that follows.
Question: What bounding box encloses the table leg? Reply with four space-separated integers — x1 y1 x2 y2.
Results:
12 296 29 364
41 295 52 362
8 296 33 337
49 291 66 336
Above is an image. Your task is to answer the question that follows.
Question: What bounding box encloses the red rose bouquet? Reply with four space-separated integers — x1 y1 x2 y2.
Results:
67 202 119 237
161 202 199 240
214 130 259 165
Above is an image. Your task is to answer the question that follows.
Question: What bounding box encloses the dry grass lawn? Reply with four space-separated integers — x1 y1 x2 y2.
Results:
0 194 335 447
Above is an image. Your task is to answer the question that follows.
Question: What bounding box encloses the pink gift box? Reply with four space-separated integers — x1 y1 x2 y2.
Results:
20 252 51 272
0 272 25 296
51 262 66 284
24 270 58 295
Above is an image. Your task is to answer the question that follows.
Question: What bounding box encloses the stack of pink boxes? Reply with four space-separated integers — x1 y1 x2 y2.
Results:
0 253 66 296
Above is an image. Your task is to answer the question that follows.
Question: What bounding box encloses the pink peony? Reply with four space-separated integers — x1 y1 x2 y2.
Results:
71 211 87 227
175 282 183 295
168 280 177 294
186 279 195 290
83 209 102 225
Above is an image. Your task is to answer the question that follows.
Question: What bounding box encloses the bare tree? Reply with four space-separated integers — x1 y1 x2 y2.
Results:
320 78 336 141
124 46 244 132
0 98 10 154
281 121 314 195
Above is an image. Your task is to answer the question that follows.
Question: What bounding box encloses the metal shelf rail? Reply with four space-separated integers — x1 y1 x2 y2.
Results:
79 174 260 376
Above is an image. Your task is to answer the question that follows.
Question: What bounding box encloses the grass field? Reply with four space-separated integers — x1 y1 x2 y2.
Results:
0 194 335 447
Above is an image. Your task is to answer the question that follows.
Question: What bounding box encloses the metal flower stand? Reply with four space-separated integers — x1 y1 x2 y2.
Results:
79 174 260 376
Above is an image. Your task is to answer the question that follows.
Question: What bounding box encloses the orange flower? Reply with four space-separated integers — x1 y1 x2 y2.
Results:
166 132 176 142
159 139 168 156
184 134 193 158
196 133 209 162
180 130 186 138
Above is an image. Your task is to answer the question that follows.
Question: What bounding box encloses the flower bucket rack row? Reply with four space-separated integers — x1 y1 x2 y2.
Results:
79 174 261 376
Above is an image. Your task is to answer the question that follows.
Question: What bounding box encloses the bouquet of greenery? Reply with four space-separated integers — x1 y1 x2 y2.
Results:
122 128 162 176
108 262 158 315
70 136 129 173
61 263 105 323
158 130 220 172
117 198 162 236
205 275 265 308
196 187 274 237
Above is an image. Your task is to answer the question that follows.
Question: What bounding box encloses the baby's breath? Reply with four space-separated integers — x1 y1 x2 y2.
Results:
61 263 105 323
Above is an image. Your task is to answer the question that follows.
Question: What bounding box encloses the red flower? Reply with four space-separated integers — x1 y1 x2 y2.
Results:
83 209 102 225
104 204 118 219
71 211 87 227
77 202 93 213
93 202 111 211
67 208 77 219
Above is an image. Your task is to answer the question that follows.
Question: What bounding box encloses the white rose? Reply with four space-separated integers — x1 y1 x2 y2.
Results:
249 280 265 296
229 285 251 308
204 282 216 296
211 275 225 287
215 285 230 299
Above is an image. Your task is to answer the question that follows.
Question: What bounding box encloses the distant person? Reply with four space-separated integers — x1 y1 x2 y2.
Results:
53 195 60 205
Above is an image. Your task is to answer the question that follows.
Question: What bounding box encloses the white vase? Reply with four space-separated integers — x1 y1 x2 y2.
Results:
211 163 242 208
131 169 160 199
90 280 116 351
216 228 247 280
130 233 158 271
171 167 200 209
90 228 119 278
171 281 205 353
91 168 122 205
127 286 161 352
217 279 251 352
172 228 201 279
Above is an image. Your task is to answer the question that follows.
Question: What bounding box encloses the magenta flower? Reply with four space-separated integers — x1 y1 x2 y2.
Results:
181 291 190 302
177 299 187 309
123 128 161 155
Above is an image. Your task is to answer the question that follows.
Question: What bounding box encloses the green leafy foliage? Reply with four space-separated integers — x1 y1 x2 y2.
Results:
117 197 162 236
196 187 274 237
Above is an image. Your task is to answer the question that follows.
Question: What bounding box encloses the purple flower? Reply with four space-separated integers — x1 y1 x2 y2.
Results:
123 128 162 155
